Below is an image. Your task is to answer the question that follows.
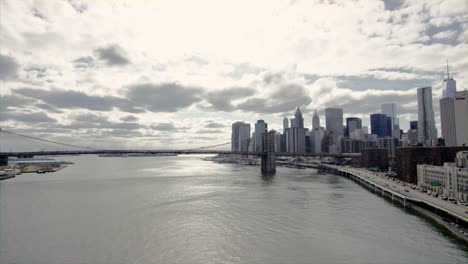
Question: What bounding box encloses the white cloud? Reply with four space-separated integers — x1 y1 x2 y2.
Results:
1 0 467 149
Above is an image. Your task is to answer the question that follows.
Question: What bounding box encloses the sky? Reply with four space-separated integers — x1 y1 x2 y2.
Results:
0 0 467 150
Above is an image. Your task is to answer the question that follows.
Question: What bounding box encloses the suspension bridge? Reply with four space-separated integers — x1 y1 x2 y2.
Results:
0 129 360 174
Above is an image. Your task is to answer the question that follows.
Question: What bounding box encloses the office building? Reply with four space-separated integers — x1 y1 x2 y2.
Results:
370 113 390 138
254 120 267 152
345 117 362 137
441 90 468 146
285 107 306 153
311 127 325 154
312 109 320 129
454 91 468 146
395 146 468 183
325 108 344 137
231 122 250 153
417 151 468 202
410 121 418 130
283 117 289 132
440 97 457 146
382 103 399 130
417 87 437 145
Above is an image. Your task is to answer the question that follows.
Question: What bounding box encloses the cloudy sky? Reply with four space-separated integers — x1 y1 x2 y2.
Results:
0 0 467 150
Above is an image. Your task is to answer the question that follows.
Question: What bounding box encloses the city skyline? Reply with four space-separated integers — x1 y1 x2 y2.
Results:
1 0 468 150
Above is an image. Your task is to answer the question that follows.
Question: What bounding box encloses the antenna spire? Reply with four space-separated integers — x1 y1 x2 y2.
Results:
446 59 450 79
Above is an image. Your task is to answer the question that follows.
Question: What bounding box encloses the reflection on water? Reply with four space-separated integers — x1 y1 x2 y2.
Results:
0 155 467 264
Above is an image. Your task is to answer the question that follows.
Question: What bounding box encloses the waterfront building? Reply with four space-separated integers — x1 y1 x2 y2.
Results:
345 117 362 137
312 109 320 129
231 122 250 153
417 151 468 202
370 113 390 138
342 138 377 154
395 146 468 183
360 148 390 171
381 103 399 130
285 107 306 153
254 120 268 152
417 87 438 145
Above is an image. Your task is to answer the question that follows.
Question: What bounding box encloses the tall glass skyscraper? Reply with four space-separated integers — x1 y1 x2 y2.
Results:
325 108 344 137
231 122 250 153
417 87 437 145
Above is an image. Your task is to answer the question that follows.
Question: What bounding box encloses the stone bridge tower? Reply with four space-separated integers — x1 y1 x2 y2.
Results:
261 130 276 174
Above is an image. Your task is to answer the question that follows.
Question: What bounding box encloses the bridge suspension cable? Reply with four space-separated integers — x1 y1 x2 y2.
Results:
0 129 97 150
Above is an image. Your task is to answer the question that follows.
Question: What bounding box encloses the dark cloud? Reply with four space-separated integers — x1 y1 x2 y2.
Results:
151 123 176 131
196 129 223 134
94 45 130 66
206 87 255 111
323 91 417 116
0 55 19 80
68 0 88 14
25 67 48 78
0 95 37 111
15 88 144 113
32 8 47 20
34 103 63 113
126 83 203 112
69 113 143 130
73 56 94 68
205 122 225 128
0 111 56 123
236 84 312 114
120 115 138 122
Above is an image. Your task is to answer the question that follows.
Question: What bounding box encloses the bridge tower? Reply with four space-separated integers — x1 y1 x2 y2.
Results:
261 130 276 174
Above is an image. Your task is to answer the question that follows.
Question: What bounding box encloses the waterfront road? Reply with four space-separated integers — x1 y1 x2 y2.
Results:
332 166 468 223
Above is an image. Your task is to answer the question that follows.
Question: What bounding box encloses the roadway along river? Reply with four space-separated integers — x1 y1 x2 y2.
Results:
1 155 467 264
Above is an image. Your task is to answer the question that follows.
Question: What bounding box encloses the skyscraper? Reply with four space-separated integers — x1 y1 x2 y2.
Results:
285 107 306 153
381 103 399 130
254 120 268 152
231 122 250 153
454 91 468 146
312 109 320 129
442 61 457 99
440 97 457 146
410 121 418 130
370 113 390 138
417 87 438 145
345 117 362 137
283 117 289 132
441 91 468 146
325 108 344 137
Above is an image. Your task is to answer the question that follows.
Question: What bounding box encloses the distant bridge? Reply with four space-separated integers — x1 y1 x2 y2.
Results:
0 150 360 158
0 129 360 174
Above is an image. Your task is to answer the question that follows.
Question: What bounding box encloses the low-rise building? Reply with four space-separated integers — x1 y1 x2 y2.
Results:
417 151 468 201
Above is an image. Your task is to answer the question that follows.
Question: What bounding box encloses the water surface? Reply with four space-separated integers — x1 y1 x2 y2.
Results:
1 155 467 264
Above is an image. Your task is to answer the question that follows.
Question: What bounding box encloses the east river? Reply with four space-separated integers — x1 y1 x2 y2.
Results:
1 155 467 264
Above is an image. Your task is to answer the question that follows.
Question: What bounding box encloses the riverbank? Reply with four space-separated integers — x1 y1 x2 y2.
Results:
322 165 468 244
